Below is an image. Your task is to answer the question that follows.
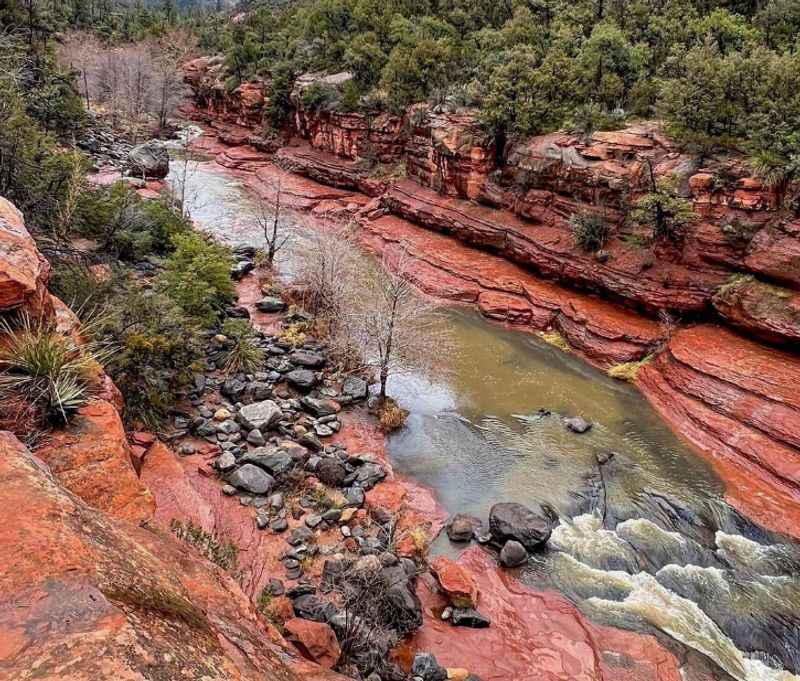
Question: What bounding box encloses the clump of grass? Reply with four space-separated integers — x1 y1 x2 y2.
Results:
539 330 571 352
607 355 652 382
570 211 611 252
378 397 408 432
278 322 308 348
170 519 239 573
221 319 264 374
0 314 111 433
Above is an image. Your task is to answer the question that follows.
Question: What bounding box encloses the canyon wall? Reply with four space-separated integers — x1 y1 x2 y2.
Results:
0 198 344 681
181 63 800 536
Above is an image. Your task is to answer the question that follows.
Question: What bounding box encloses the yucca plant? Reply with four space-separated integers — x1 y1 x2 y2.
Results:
0 314 112 426
221 319 265 374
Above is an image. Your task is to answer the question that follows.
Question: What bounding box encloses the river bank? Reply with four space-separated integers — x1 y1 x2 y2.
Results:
169 126 800 681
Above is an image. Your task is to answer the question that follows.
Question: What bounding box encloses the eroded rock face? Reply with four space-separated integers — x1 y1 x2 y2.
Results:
638 325 800 537
0 431 343 681
712 276 800 345
0 196 52 318
35 399 155 524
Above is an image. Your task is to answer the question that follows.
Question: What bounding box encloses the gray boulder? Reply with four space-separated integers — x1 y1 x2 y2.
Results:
499 539 528 567
489 502 552 551
240 448 294 476
227 464 275 495
411 653 447 681
290 350 325 368
127 140 169 179
445 513 482 543
342 376 368 400
287 369 318 390
237 399 282 431
301 395 340 416
256 296 286 312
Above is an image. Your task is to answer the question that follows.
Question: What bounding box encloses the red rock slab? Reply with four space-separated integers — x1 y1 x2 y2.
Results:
745 221 800 288
217 145 272 171
284 618 341 669
359 213 661 367
0 430 348 681
35 399 155 524
712 276 800 346
0 197 52 317
429 556 480 608
638 353 800 539
404 546 683 681
382 180 728 313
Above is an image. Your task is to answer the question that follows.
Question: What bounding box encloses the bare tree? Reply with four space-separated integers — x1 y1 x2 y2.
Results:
253 178 290 266
345 251 454 400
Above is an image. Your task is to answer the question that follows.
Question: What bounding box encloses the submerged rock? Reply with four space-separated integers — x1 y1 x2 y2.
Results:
564 416 592 434
489 502 552 551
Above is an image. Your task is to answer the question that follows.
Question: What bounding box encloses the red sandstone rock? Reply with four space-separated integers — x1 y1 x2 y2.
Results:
0 197 52 318
267 596 296 625
429 556 479 608
637 325 800 537
712 276 800 345
404 546 684 681
0 431 347 681
284 618 341 669
36 399 155 524
365 479 407 517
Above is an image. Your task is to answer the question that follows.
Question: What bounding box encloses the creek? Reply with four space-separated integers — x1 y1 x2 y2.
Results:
171 150 800 681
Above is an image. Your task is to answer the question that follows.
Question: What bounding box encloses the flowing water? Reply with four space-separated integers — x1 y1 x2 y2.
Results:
173 151 800 681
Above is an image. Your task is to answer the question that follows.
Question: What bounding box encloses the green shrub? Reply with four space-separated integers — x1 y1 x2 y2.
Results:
570 211 611 252
75 185 190 261
300 82 340 112
221 318 264 374
631 177 697 244
96 285 204 427
157 232 235 324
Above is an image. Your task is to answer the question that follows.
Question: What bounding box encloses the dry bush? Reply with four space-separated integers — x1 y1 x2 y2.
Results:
377 397 408 432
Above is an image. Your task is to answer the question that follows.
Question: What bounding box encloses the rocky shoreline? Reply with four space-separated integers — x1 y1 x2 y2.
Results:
176 110 800 541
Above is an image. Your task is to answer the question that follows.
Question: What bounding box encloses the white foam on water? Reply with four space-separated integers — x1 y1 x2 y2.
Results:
551 516 800 681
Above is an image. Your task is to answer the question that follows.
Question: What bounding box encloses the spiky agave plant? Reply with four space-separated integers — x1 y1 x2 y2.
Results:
0 314 112 425
221 318 265 374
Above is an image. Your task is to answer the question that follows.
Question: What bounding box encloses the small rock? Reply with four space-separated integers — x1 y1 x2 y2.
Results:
227 464 275 495
287 369 318 390
305 514 323 529
247 428 266 446
412 653 447 681
450 608 490 628
271 518 289 533
445 513 482 543
499 540 528 568
256 296 286 313
215 451 237 472
221 484 237 496
214 408 231 422
237 400 282 431
300 396 341 417
564 416 592 434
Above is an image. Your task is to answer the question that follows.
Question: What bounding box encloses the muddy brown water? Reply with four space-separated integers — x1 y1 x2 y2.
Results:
172 149 800 681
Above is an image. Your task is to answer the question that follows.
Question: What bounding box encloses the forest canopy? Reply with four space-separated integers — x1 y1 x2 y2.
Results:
208 0 800 171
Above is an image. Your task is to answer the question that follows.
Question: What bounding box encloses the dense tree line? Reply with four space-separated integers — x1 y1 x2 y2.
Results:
209 0 800 173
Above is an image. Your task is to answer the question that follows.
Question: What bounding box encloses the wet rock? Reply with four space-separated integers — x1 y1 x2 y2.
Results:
290 350 325 368
564 416 592 434
412 653 448 681
446 513 482 543
215 451 237 473
316 458 347 487
226 464 275 495
240 448 294 476
450 607 490 628
354 462 387 490
291 594 336 623
231 260 255 280
301 395 341 417
430 557 479 608
342 376 368 400
489 502 552 551
256 296 286 312
237 399 282 431
127 140 169 179
284 618 341 669
247 428 266 446
287 369 318 390
345 487 365 507
499 539 528 567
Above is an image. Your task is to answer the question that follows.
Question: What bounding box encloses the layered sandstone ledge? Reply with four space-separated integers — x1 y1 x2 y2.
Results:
183 60 800 348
